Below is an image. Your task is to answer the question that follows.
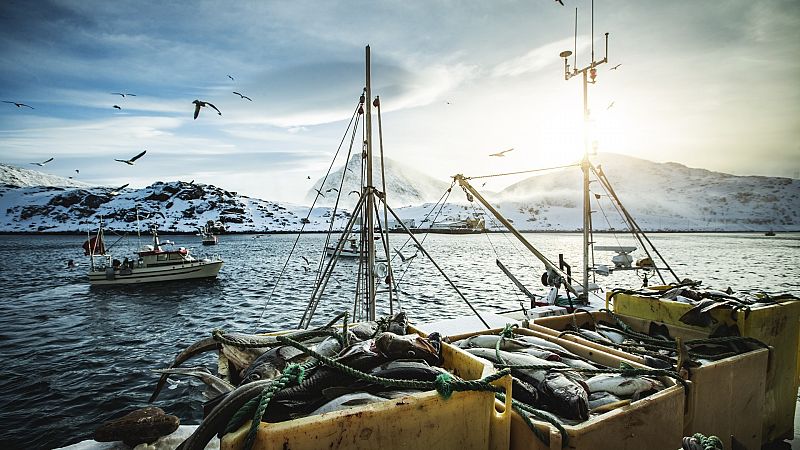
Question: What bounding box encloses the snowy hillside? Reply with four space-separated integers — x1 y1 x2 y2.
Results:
306 155 451 206
0 181 352 233
0 163 92 188
0 154 797 233
482 153 800 231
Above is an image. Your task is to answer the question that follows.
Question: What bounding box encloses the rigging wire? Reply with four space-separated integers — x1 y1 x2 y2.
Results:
465 163 580 180
374 96 395 312
253 98 362 331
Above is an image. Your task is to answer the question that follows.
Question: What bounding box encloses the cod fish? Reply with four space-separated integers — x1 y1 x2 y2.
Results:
585 374 664 398
466 348 589 420
149 337 220 403
587 391 622 410
374 332 441 366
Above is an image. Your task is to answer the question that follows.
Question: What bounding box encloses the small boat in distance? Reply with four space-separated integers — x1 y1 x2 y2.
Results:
85 223 223 285
413 216 485 234
765 231 776 237
198 224 219 245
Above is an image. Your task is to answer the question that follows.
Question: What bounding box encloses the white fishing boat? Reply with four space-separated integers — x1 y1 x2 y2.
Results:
85 222 223 285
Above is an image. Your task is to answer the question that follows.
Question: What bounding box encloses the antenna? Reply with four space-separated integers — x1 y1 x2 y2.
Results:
573 7 577 70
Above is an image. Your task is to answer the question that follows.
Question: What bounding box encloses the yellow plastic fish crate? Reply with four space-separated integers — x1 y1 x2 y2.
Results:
610 292 799 443
530 311 769 449
220 336 512 450
444 326 686 450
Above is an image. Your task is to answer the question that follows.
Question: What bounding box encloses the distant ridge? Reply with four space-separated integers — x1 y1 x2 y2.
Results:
0 163 92 188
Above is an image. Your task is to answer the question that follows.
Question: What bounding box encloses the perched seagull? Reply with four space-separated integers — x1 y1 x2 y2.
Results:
113 105 122 110
3 101 34 109
111 92 136 97
232 92 252 101
489 148 514 157
30 157 54 167
109 183 129 196
610 64 622 70
607 101 615 110
326 187 339 193
192 100 221 119
115 150 147 165
227 74 235 81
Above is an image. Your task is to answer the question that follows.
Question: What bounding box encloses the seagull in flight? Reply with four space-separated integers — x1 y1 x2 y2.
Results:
555 0 564 5
30 157 54 167
232 92 252 101
326 187 339 193
115 150 147 165
113 105 122 110
607 101 615 110
610 64 622 70
306 176 311 180
314 188 325 198
348 190 360 196
394 248 418 263
489 148 514 157
109 183 129 196
111 92 136 97
227 75 235 81
75 169 80 174
3 101 34 109
192 100 221 119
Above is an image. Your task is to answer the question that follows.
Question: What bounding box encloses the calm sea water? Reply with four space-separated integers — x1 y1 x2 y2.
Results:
0 232 797 449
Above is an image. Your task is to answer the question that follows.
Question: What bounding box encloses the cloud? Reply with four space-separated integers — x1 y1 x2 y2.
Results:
493 36 590 78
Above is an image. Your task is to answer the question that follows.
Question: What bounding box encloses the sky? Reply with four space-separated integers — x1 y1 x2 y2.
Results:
0 0 798 203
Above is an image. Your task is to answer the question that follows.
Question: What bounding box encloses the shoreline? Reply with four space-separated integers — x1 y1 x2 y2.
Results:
0 229 796 236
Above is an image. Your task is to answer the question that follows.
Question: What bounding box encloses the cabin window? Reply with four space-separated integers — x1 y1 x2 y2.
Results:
169 253 183 261
157 254 168 261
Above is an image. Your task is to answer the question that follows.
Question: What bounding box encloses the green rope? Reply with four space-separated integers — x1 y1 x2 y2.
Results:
276 335 509 398
213 328 343 349
689 432 723 450
239 362 311 450
496 392 569 448
495 324 518 366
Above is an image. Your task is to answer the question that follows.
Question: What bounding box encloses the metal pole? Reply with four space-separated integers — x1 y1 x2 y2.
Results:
364 45 377 321
454 175 578 297
581 70 590 299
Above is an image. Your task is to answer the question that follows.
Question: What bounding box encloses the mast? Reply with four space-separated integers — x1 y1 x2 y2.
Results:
364 45 377 321
559 1 609 300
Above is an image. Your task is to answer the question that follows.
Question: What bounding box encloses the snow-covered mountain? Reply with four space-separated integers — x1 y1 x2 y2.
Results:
0 154 797 233
0 163 92 188
306 154 451 206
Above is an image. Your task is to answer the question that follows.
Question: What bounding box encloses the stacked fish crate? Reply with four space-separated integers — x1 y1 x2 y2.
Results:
530 310 769 449
442 326 687 450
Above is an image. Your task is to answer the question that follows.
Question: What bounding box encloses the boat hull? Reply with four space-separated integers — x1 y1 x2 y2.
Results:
88 261 223 285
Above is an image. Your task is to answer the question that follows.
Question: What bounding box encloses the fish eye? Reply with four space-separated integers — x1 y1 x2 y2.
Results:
407 350 415 357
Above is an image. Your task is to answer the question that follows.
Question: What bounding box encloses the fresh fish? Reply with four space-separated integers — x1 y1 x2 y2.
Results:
585 374 664 398
596 325 627 344
513 335 571 353
455 335 532 353
466 348 588 420
350 322 379 340
575 329 612 344
152 367 234 397
385 311 409 335
149 337 220 403
238 345 311 384
376 389 425 399
591 398 631 413
310 392 388 415
648 323 673 341
587 391 622 409
558 356 598 371
374 332 441 366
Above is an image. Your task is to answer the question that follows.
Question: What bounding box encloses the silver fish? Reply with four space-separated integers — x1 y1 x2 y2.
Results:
587 391 622 409
585 374 664 398
455 335 531 353
152 367 234 397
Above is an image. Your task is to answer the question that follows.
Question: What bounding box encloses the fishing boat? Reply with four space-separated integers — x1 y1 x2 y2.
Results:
198 224 219 245
412 216 485 234
85 221 223 285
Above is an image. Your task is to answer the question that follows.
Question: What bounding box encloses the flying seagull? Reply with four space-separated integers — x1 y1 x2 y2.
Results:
75 169 80 174
227 75 234 81
30 157 54 167
3 101 34 109
111 92 136 97
307 176 311 180
192 100 221 119
326 187 339 193
113 105 122 110
394 248 418 263
348 190 360 196
607 101 615 110
314 188 325 198
610 64 622 70
489 148 514 157
109 183 129 196
115 150 147 165
555 0 564 5
232 92 252 101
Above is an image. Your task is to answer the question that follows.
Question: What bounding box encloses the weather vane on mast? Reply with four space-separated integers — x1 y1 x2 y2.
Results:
557 0 610 302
